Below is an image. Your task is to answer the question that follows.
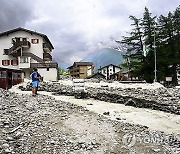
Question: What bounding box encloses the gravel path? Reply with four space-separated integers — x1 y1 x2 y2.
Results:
0 87 179 153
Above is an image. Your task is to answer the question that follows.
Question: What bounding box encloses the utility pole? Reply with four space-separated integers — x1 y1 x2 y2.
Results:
153 27 157 82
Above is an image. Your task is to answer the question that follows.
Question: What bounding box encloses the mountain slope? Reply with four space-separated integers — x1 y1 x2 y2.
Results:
81 48 124 72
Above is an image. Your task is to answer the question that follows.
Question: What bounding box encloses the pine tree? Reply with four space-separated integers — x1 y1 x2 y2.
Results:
141 7 157 82
158 7 180 85
120 15 144 80
119 6 180 84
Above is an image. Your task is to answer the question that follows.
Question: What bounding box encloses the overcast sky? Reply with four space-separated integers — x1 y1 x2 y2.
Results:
0 0 179 66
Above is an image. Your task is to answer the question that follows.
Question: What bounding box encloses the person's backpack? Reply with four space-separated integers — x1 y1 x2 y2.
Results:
30 73 33 79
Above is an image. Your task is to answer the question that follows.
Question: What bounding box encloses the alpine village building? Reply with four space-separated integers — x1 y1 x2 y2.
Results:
98 64 122 80
67 62 94 79
0 27 58 89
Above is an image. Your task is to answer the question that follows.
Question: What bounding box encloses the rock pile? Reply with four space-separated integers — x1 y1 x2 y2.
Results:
59 75 73 80
19 80 180 115
87 87 180 115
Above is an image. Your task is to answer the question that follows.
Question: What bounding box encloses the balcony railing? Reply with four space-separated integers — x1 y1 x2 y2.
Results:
13 41 31 49
43 52 52 61
43 43 52 52
5 41 31 57
30 63 58 68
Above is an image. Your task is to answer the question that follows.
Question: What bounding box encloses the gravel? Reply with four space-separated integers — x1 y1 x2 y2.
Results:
1 88 180 153
19 80 180 115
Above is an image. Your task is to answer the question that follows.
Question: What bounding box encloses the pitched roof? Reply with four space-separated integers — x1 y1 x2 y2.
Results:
67 62 93 69
74 62 93 66
87 72 106 79
0 27 54 49
98 64 122 70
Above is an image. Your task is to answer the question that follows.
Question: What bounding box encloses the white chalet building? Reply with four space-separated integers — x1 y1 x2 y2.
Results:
0 27 58 81
98 64 122 79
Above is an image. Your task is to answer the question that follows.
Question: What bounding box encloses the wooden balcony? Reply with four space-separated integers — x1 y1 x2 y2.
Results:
30 63 58 68
43 52 52 61
6 41 31 57
43 43 52 52
12 41 31 49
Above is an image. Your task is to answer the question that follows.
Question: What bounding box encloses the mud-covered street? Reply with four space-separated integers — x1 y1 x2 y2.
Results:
1 80 180 153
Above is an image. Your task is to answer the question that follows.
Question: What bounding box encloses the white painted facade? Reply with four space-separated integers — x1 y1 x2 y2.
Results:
38 68 58 81
0 28 58 81
87 66 93 77
98 64 121 79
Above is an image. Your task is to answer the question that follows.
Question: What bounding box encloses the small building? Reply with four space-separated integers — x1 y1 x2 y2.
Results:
0 27 58 81
0 67 23 90
67 62 94 79
110 71 125 81
98 64 122 80
87 72 106 79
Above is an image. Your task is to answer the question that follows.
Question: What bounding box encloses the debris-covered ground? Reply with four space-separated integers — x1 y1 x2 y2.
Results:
1 78 180 153
19 79 180 114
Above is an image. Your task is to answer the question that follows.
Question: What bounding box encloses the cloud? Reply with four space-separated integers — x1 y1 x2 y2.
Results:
0 0 179 66
0 0 35 32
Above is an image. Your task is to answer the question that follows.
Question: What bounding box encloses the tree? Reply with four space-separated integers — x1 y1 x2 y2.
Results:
120 15 144 80
158 7 180 85
120 8 157 82
59 68 67 75
119 6 180 84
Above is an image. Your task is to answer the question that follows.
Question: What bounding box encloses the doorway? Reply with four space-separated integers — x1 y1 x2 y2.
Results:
8 71 12 89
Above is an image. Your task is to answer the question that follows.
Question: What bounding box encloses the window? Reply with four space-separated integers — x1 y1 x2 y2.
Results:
47 68 49 71
17 73 21 79
31 39 39 44
20 57 29 63
15 37 20 42
2 60 10 66
0 71 6 78
4 49 9 55
12 73 18 79
23 38 27 42
11 59 18 66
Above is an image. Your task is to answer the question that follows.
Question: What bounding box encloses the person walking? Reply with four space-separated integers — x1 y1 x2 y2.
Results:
31 68 40 96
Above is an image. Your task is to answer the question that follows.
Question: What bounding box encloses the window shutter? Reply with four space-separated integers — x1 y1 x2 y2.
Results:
8 60 10 65
2 60 4 65
11 60 13 65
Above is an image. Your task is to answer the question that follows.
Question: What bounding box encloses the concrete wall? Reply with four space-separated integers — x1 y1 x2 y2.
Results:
38 68 58 81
